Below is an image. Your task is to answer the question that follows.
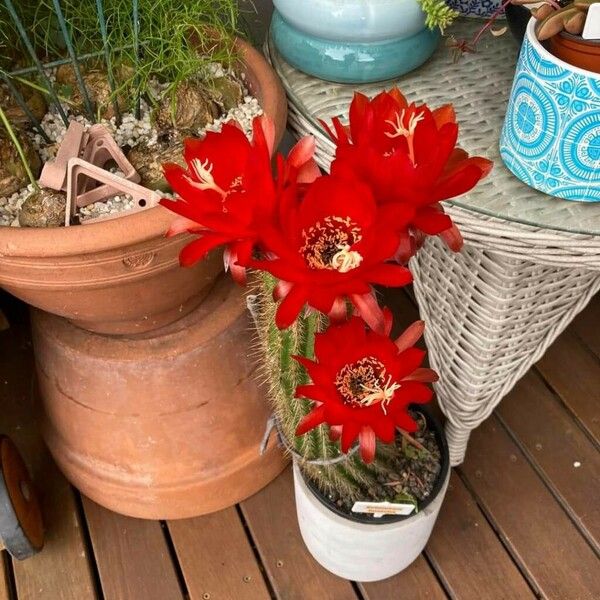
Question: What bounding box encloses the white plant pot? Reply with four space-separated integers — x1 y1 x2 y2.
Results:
293 457 450 582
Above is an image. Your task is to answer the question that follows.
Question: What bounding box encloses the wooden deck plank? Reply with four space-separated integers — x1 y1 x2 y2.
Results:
426 472 534 599
571 296 599 359
0 554 11 600
0 300 96 600
168 507 271 600
460 417 600 599
240 467 360 600
497 370 600 546
83 497 183 600
536 329 600 444
360 556 448 600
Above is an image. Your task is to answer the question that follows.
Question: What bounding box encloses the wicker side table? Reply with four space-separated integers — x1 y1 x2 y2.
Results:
267 19 600 465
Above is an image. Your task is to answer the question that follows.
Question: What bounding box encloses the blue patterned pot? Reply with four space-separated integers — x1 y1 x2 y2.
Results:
270 0 439 84
500 19 600 202
446 0 502 18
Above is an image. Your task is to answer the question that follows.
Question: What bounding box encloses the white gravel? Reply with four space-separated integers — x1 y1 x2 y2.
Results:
0 68 263 226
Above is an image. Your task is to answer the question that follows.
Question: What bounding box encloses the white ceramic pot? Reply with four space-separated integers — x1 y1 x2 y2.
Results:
272 0 426 42
293 460 450 581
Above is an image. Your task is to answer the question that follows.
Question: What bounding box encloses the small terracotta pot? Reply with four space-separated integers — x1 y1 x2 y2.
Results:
549 33 600 74
0 39 287 335
32 276 287 519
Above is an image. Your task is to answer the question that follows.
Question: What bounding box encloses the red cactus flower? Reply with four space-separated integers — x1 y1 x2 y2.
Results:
250 174 413 332
322 89 492 262
160 115 320 283
294 315 437 463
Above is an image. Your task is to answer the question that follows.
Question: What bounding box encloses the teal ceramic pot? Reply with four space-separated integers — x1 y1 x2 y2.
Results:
272 0 426 42
270 1 439 83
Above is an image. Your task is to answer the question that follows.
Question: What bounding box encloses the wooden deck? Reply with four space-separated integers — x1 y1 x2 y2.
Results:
0 289 598 600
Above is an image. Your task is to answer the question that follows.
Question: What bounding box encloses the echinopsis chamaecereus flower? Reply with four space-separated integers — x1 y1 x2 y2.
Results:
293 315 438 463
250 174 414 331
322 89 493 262
160 115 320 283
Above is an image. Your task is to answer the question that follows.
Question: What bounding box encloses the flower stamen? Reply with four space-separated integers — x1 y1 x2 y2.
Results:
385 109 425 164
301 216 363 273
186 158 228 198
335 357 400 414
360 375 401 415
331 245 363 273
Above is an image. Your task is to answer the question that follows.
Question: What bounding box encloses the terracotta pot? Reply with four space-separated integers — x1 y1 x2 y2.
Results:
31 275 287 519
0 38 287 335
549 33 600 74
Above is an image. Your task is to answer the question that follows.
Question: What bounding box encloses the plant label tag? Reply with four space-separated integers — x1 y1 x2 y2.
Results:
582 4 600 40
352 501 415 518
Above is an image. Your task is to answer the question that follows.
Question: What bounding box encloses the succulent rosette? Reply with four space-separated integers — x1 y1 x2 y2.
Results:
322 89 493 262
294 315 438 463
250 174 414 331
160 115 319 283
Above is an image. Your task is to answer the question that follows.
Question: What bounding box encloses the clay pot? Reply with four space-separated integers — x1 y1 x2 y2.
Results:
32 276 287 519
549 33 600 74
0 38 287 335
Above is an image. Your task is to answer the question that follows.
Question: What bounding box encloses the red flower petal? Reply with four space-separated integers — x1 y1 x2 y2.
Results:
295 405 327 436
275 285 308 329
366 264 413 287
395 320 425 352
371 418 396 444
341 421 361 453
413 209 453 235
329 425 343 442
351 293 385 334
404 368 439 383
439 223 464 252
359 427 377 463
179 234 230 267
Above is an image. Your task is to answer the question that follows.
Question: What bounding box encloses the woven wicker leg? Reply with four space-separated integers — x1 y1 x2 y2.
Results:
411 238 600 466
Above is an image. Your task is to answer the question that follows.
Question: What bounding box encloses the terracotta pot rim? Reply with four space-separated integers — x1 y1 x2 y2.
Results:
31 274 238 356
527 18 597 78
557 32 600 49
0 38 287 258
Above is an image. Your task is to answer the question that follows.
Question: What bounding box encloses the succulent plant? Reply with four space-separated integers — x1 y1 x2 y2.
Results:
450 0 598 59
418 0 460 33
517 0 599 40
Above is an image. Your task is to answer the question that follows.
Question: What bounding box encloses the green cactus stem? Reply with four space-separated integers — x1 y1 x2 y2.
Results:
252 272 404 500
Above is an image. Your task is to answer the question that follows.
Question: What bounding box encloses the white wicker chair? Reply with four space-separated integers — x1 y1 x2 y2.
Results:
266 19 600 464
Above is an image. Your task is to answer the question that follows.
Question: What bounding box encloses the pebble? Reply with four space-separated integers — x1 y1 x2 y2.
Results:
0 65 263 226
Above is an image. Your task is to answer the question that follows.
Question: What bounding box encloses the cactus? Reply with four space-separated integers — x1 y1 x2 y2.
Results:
253 272 401 500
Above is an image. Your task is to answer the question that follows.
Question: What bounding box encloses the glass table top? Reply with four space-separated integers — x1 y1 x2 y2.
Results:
268 19 600 237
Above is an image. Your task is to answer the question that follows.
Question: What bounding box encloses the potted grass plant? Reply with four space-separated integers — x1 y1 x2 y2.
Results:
269 0 459 82
161 88 492 580
0 0 286 334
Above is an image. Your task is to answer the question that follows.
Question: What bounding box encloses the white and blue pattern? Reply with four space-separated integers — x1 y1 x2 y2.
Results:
446 0 502 18
500 21 600 202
